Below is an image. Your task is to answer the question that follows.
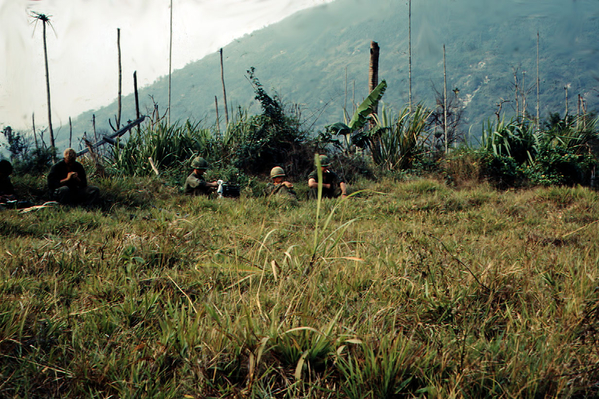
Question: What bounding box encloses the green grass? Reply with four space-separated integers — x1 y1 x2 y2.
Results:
1 177 598 398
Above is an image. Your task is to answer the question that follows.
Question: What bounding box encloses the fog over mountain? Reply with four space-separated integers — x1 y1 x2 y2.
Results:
68 0 599 145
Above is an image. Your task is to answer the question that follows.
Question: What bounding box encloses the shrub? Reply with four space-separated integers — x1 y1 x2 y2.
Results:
441 147 484 187
228 68 309 176
523 144 598 186
479 151 522 189
1 126 55 175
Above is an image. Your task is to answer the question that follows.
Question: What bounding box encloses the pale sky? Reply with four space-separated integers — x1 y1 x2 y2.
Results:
0 0 335 131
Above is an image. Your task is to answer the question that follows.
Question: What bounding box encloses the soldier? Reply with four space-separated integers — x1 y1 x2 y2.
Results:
47 148 100 206
184 156 218 196
0 160 16 204
307 154 348 199
265 166 297 201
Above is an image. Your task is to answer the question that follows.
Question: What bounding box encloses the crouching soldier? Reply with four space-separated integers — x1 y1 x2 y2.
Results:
265 166 297 201
307 154 348 199
184 156 218 196
0 160 16 204
48 148 99 206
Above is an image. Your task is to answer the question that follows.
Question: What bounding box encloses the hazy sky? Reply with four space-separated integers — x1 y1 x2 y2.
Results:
0 0 335 131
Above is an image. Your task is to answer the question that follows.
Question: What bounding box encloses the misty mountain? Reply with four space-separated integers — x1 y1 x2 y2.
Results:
67 0 599 145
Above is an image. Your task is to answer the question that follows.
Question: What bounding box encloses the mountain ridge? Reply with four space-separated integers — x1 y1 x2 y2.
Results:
66 0 599 146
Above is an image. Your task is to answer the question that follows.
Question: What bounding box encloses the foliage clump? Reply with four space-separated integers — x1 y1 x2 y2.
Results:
1 126 54 175
229 68 311 176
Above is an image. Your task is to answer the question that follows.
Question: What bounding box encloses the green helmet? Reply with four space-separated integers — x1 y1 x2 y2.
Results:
270 166 286 179
191 156 209 169
317 154 331 167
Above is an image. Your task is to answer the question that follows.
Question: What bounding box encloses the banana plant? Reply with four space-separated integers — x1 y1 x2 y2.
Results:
324 80 387 152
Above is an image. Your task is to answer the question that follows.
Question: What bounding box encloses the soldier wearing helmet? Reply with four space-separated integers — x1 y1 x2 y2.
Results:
307 154 348 199
184 156 218 196
265 166 297 201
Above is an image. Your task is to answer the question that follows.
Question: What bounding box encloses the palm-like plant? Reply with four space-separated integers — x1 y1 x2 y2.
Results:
541 114 599 155
361 103 432 171
31 12 55 155
480 117 539 165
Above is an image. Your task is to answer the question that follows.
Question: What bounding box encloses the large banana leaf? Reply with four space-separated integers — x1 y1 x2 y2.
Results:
348 80 387 131
326 122 352 136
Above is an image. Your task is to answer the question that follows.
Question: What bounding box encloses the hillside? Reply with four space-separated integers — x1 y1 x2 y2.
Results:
67 0 599 145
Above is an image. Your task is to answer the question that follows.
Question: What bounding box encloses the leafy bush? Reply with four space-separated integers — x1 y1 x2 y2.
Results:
523 144 598 186
1 126 55 175
228 68 310 176
479 151 522 188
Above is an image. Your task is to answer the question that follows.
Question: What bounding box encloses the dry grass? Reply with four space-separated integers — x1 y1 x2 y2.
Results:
1 177 598 398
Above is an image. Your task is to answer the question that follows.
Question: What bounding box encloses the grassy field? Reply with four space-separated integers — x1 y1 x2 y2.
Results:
1 177 598 398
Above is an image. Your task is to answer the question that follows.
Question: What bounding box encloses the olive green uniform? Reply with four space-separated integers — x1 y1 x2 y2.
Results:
308 169 344 198
265 182 297 200
184 172 213 196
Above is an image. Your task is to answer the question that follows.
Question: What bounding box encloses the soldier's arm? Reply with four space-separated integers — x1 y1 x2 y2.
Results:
340 181 348 197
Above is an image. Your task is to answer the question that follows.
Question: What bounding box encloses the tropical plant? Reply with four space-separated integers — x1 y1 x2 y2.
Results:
31 12 56 155
325 80 388 153
110 120 216 177
356 103 433 171
480 117 539 165
541 112 599 155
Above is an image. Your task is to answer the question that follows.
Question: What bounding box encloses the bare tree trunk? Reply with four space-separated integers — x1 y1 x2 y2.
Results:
69 117 72 148
522 71 526 119
352 80 356 114
514 70 520 119
134 71 141 135
565 86 569 123
537 31 541 130
93 114 97 141
344 66 348 120
408 0 412 113
443 44 448 153
168 0 173 125
32 113 38 150
215 96 221 134
368 41 380 128
117 28 122 130
42 20 55 156
219 48 229 126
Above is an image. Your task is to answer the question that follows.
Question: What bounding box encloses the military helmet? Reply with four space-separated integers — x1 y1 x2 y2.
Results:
318 154 331 167
270 166 286 179
191 156 209 169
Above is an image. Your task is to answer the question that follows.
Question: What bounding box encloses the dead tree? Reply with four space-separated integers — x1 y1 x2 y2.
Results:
116 28 122 130
220 48 229 126
134 71 141 135
368 41 380 128
77 115 147 157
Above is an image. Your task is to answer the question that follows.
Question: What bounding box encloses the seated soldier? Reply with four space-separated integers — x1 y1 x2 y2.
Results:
184 156 218 196
307 154 348 199
47 148 100 206
0 159 16 204
265 166 297 201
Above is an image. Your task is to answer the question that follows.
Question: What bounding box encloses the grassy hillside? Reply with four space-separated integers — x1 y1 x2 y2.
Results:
1 176 599 397
66 0 599 147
